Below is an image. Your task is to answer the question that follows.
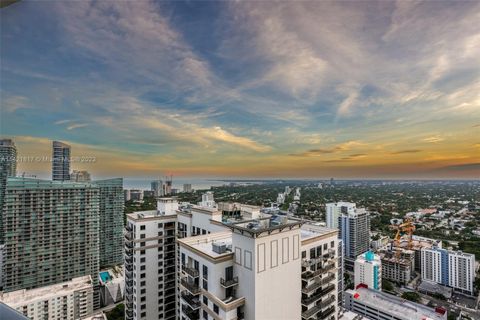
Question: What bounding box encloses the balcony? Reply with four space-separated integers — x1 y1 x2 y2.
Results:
220 277 238 288
182 265 199 278
301 285 335 306
181 293 201 310
302 273 335 293
182 305 199 320
181 278 201 295
319 306 335 318
125 241 133 249
301 262 336 280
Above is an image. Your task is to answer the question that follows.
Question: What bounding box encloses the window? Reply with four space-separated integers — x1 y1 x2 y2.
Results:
302 251 306 259
140 257 145 263
310 248 316 259
140 250 145 255
140 273 145 279
140 288 146 294
140 265 145 271
203 265 208 279
158 223 163 228
203 279 208 290
140 234 145 239
203 296 208 305
141 296 145 302
140 225 145 231
140 312 146 318
181 253 186 265
323 243 328 251
203 310 208 320
213 304 219 314
140 242 145 247
331 241 335 248
140 281 146 286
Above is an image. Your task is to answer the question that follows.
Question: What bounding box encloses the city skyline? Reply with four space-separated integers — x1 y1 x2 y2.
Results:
1 1 479 179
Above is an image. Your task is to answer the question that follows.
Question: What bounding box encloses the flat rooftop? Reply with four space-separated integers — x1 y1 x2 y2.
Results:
300 223 338 241
347 288 446 320
224 215 303 238
0 276 93 307
178 231 233 259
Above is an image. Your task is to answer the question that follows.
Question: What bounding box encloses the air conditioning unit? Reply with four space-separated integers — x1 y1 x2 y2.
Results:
212 242 227 254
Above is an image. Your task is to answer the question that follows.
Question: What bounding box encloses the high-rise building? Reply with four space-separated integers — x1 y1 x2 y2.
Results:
0 139 17 245
0 139 17 177
337 204 370 270
345 287 447 320
124 198 179 320
1 177 100 308
71 170 91 182
183 183 192 193
379 249 414 285
326 202 356 229
95 178 124 267
0 276 94 320
421 247 475 295
125 195 339 320
354 251 381 291
52 141 71 181
200 191 215 208
151 180 164 197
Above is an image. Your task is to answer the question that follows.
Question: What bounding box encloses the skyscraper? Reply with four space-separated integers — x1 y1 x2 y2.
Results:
151 180 164 197
1 177 100 308
0 139 17 178
338 205 370 270
52 141 71 181
95 178 124 267
0 139 17 245
326 202 356 229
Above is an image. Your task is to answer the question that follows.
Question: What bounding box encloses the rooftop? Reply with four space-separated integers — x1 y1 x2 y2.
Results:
224 215 304 238
300 223 338 241
347 287 446 320
178 231 233 259
0 276 93 307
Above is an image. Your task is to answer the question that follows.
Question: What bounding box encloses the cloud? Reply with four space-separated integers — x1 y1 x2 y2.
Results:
54 119 72 125
391 149 422 154
67 123 89 130
3 95 30 113
289 140 365 157
423 136 444 143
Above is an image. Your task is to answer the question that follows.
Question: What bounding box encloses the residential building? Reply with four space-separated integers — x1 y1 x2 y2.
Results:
71 170 91 182
421 247 475 295
0 138 17 245
354 251 381 291
0 138 17 177
99 266 124 306
338 205 370 270
52 140 71 181
179 217 339 320
183 184 192 193
345 287 447 320
337 240 345 306
0 302 30 320
124 198 179 320
151 180 164 197
200 191 216 208
1 177 100 308
125 196 339 320
95 178 124 267
448 251 475 295
130 189 144 201
0 276 94 320
326 202 356 229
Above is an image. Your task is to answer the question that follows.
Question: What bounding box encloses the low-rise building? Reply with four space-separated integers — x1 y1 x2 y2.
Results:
379 249 414 285
0 276 94 320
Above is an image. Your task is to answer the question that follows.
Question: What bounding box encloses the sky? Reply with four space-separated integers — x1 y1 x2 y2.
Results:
1 0 479 179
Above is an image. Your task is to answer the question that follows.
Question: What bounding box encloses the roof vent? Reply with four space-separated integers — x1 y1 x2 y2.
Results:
212 242 227 254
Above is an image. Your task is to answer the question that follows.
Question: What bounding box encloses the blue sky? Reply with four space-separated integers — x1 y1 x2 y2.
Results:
1 0 479 179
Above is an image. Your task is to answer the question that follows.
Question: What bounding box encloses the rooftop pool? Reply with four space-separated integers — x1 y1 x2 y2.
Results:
100 271 112 283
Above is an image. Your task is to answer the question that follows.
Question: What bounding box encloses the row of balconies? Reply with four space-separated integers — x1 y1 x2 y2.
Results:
301 298 335 319
301 261 336 280
302 273 335 293
301 285 335 306
181 278 201 295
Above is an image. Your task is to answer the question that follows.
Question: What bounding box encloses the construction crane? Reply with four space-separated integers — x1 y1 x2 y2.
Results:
390 217 416 257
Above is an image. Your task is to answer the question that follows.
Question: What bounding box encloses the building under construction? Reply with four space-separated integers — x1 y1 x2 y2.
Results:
379 249 415 285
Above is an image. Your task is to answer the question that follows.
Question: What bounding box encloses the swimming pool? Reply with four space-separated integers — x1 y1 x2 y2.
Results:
100 271 111 283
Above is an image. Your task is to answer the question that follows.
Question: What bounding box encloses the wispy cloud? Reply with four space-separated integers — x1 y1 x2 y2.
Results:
423 136 444 143
67 123 89 130
391 149 422 154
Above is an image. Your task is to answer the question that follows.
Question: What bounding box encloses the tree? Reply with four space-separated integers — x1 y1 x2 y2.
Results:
382 279 394 292
106 304 124 320
401 292 421 303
